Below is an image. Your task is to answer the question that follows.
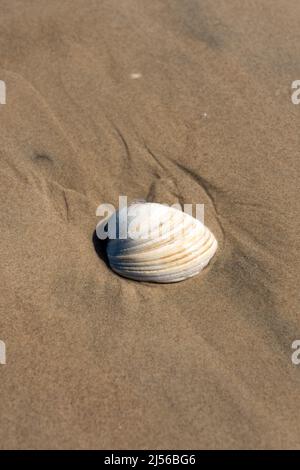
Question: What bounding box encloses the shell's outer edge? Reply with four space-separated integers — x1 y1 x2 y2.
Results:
106 203 218 283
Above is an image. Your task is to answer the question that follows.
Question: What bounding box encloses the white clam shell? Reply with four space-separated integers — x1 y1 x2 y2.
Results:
106 202 218 283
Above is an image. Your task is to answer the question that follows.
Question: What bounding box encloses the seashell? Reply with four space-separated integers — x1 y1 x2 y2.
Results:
106 202 218 283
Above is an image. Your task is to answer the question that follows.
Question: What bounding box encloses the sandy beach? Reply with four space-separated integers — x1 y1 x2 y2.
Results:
0 0 299 449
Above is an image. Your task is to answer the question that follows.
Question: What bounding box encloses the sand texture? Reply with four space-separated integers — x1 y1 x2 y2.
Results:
0 0 299 449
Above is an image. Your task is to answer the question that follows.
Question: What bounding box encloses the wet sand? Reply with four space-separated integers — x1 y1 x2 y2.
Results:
0 0 299 449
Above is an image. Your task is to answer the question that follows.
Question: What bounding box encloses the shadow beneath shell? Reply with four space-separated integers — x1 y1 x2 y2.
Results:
92 230 110 268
